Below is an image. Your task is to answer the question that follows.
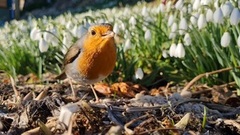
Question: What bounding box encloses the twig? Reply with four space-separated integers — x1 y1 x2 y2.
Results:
192 81 236 97
138 127 182 135
125 105 169 112
21 120 56 135
89 103 170 112
124 114 149 135
182 67 240 92
9 76 21 104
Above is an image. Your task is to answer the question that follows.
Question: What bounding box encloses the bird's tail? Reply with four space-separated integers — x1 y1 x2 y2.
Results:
55 72 67 80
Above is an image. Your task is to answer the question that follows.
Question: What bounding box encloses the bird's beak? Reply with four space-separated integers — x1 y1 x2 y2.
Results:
102 31 115 38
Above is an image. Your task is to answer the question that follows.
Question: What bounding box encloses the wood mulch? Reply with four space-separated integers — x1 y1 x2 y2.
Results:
0 72 239 134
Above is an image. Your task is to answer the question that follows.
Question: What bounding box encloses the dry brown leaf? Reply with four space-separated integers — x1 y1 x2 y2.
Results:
94 82 147 98
162 117 180 135
211 89 224 104
175 113 191 130
94 83 112 96
162 117 174 128
35 89 48 100
110 82 146 98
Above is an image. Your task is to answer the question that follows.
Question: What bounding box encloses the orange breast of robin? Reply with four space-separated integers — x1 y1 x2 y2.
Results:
77 38 116 81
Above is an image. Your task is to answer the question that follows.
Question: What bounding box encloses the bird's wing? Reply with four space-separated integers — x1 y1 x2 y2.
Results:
56 36 85 80
63 45 81 65
55 45 81 80
64 35 85 65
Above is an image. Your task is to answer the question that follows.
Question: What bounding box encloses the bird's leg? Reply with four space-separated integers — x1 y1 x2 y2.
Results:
69 78 77 100
90 84 99 102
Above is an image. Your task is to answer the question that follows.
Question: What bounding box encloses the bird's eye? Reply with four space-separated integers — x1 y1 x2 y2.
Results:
91 30 96 35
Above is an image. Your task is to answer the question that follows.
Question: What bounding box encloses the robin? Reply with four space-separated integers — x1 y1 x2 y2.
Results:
57 23 116 101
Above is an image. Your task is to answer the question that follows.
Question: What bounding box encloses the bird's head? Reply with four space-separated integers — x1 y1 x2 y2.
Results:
83 23 115 49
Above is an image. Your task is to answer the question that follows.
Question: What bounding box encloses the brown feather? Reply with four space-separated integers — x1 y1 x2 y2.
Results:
55 72 67 80
64 45 81 66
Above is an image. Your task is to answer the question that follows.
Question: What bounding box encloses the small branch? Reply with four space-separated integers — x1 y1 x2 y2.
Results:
182 67 240 92
10 76 21 104
191 82 236 97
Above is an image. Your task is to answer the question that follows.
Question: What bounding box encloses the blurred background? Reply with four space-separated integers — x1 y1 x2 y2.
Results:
0 0 153 24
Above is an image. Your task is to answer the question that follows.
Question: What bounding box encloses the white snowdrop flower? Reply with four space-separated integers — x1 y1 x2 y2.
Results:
62 36 68 47
124 30 131 39
113 23 120 34
230 8 240 26
141 6 148 17
169 43 177 57
206 9 214 22
171 22 178 32
237 35 240 47
179 17 188 35
98 18 105 24
214 0 219 8
51 26 58 36
184 33 192 46
162 50 169 58
168 14 174 26
18 22 27 32
157 3 166 13
193 0 201 11
72 25 87 38
142 24 148 32
175 42 185 58
12 32 17 40
169 32 176 39
135 68 144 80
201 0 212 6
129 16 137 26
30 27 41 41
61 46 68 55
63 31 73 47
190 13 199 26
39 37 48 53
123 8 130 17
120 22 126 30
124 39 131 52
187 3 192 13
43 25 56 42
213 8 224 24
51 37 59 46
58 16 66 25
166 1 172 12
66 21 73 29
43 31 53 42
71 25 78 36
175 0 184 10
198 14 207 29
144 16 154 23
221 32 231 47
221 1 234 17
181 6 188 13
84 23 91 30
48 27 59 46
144 29 151 41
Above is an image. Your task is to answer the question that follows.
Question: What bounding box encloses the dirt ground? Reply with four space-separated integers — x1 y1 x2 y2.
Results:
0 72 239 134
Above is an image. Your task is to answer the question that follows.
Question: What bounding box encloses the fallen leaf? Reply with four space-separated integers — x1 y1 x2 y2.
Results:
94 82 147 98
